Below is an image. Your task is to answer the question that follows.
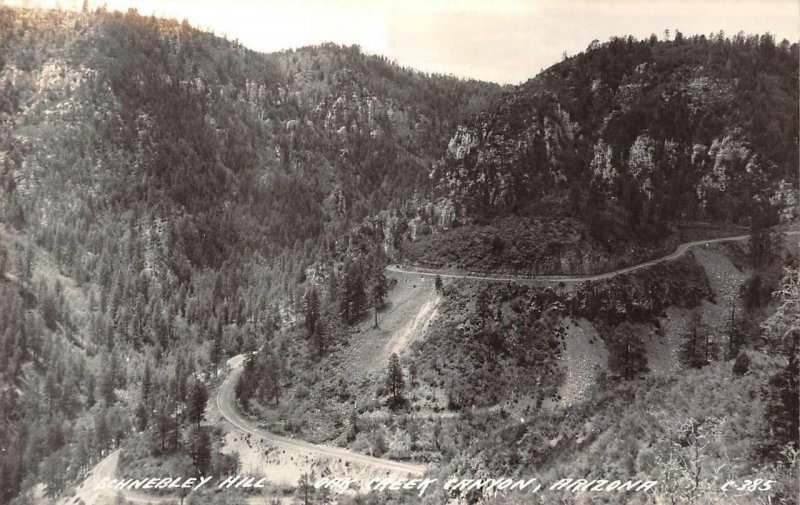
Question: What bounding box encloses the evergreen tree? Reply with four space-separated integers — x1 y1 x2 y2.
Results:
339 266 352 324
141 361 152 406
258 371 279 406
606 322 648 380
347 406 358 441
100 369 115 405
17 245 34 289
95 411 110 452
235 355 257 409
741 272 766 311
209 334 223 375
311 320 326 359
386 353 405 409
186 381 208 427
303 287 320 339
370 268 388 328
85 374 95 408
340 261 366 325
135 402 148 431
726 300 745 360
153 398 170 454
475 288 491 325
749 205 777 268
0 244 6 279
255 354 281 405
680 310 706 368
297 473 313 505
188 426 211 476
732 351 751 376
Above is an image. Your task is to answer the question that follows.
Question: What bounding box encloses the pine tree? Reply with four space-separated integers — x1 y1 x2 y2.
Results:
607 322 648 380
17 244 34 288
209 334 223 375
236 355 256 409
350 266 366 323
141 361 152 406
188 426 211 476
475 288 491 325
153 396 170 454
298 473 313 505
725 299 746 360
258 356 281 405
135 402 148 431
0 244 6 279
85 374 95 408
186 381 208 427
95 411 110 452
370 268 388 328
749 205 775 268
386 353 405 409
100 368 115 405
680 310 706 368
339 266 352 324
347 406 358 441
311 320 326 358
340 261 366 325
741 272 768 311
303 287 320 339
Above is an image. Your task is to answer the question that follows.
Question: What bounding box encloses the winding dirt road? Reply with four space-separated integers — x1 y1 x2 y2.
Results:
387 231 800 283
215 358 426 476
64 229 798 503
61 356 424 504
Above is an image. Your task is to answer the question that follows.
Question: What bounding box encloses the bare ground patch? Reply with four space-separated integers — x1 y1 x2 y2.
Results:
336 271 440 382
556 317 608 406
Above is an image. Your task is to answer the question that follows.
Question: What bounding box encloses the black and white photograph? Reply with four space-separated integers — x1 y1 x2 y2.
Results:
0 1 798 503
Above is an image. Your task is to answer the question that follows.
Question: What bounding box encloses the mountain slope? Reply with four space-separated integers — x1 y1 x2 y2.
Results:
404 33 798 274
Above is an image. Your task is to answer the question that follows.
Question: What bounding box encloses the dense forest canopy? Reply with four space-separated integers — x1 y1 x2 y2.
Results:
419 31 798 271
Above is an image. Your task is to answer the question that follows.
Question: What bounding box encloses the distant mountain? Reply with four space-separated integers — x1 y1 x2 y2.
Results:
0 7 500 270
404 33 798 273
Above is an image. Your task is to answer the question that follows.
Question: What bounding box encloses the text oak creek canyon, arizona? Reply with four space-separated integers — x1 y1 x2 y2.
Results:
95 475 660 497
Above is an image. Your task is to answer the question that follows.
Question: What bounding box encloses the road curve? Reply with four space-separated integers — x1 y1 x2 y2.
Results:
215 359 426 476
387 230 800 283
59 450 177 505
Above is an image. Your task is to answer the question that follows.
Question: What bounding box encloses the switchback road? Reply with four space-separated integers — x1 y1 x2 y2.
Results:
62 229 798 503
215 356 426 476
65 356 424 504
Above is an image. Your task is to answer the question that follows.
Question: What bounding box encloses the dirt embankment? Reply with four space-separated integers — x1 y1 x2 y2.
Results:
337 271 441 380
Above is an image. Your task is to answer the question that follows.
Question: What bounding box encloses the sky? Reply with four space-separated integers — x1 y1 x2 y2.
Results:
2 0 799 84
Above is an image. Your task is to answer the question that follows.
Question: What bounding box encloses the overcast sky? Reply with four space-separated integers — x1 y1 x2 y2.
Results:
3 0 799 84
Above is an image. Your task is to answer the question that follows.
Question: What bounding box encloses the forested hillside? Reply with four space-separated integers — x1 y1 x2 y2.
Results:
405 32 798 273
233 29 800 505
0 6 498 503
